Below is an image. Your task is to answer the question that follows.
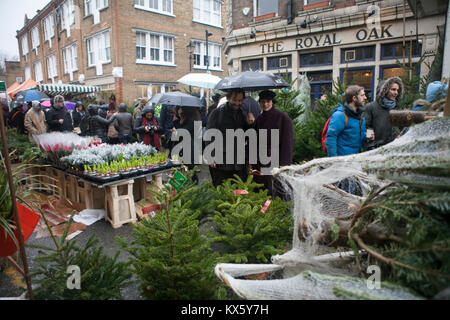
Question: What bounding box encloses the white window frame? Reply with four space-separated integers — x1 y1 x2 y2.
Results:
43 14 55 44
193 0 222 28
134 0 174 17
34 60 43 82
46 54 58 80
85 0 109 16
31 26 40 54
24 65 31 80
62 43 78 74
21 35 29 56
86 30 111 67
253 0 278 17
60 0 75 35
135 30 175 66
192 40 221 71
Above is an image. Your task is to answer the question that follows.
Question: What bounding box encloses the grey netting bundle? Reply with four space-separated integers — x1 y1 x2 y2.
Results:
215 117 449 300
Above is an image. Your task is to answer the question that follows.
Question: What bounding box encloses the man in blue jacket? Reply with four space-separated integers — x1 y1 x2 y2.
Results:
326 85 367 157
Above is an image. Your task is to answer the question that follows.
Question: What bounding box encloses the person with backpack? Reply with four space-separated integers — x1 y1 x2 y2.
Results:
325 85 367 157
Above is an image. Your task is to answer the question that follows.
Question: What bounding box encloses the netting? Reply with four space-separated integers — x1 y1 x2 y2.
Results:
215 117 450 300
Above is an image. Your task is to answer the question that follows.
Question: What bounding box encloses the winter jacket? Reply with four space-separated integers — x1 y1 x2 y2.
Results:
134 106 163 145
72 110 86 128
254 106 293 168
86 105 116 140
114 110 134 135
206 102 249 171
159 104 175 140
46 105 74 132
326 103 366 157
24 108 47 143
364 77 404 149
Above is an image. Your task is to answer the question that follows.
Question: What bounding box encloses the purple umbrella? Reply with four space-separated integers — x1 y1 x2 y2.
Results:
64 101 76 111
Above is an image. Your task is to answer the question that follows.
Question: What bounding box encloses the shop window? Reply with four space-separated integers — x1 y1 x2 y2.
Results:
341 46 375 63
242 58 263 72
381 41 421 60
300 51 332 67
267 55 292 70
380 64 420 80
256 0 278 16
307 71 332 106
341 67 374 101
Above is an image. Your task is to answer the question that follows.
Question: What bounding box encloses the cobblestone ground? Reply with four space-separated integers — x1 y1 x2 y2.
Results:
0 165 212 300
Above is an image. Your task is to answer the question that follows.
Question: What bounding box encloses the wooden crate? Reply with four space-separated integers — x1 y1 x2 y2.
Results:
83 183 105 210
46 167 64 196
105 180 136 228
63 174 78 203
135 174 163 203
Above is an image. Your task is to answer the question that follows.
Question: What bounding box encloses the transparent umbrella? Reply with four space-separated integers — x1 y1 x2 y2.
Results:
177 73 222 89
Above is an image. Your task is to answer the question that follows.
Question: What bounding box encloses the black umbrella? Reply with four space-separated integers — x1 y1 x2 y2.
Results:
14 90 51 103
151 92 203 108
213 71 289 91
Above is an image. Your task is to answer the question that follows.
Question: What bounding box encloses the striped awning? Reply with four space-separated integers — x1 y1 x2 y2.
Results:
31 83 100 95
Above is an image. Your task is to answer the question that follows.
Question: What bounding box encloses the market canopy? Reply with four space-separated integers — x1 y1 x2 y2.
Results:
7 79 38 99
31 83 100 95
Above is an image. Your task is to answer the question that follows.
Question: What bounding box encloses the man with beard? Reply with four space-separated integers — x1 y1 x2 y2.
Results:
46 95 74 132
206 89 252 187
326 85 367 157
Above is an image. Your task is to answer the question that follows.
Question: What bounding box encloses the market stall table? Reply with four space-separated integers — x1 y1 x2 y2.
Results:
43 163 179 228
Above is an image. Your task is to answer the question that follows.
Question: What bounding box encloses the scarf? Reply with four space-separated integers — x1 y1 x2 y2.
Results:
382 98 397 110
142 117 161 149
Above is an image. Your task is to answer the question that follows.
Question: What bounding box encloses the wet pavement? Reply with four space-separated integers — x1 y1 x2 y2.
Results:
0 165 212 300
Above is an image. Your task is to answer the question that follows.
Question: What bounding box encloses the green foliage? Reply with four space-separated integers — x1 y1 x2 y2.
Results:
118 183 222 300
351 185 450 298
208 175 293 263
29 217 133 300
21 146 45 163
173 170 217 222
0 127 34 163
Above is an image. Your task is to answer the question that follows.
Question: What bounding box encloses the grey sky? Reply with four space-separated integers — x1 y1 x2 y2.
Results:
0 0 51 59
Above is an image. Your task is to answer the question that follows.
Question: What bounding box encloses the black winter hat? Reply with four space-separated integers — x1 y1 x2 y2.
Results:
258 90 276 101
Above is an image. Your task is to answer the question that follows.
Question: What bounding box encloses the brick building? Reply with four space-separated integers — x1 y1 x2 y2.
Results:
16 0 226 104
223 0 448 101
4 61 23 87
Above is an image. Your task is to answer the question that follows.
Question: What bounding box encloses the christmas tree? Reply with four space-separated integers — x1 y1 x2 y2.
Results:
209 175 293 263
29 216 132 300
117 182 223 300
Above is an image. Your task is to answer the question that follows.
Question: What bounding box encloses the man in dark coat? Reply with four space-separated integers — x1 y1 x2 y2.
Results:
364 77 403 150
46 95 74 132
7 101 27 134
114 103 134 144
206 89 251 187
86 105 117 142
252 90 294 198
